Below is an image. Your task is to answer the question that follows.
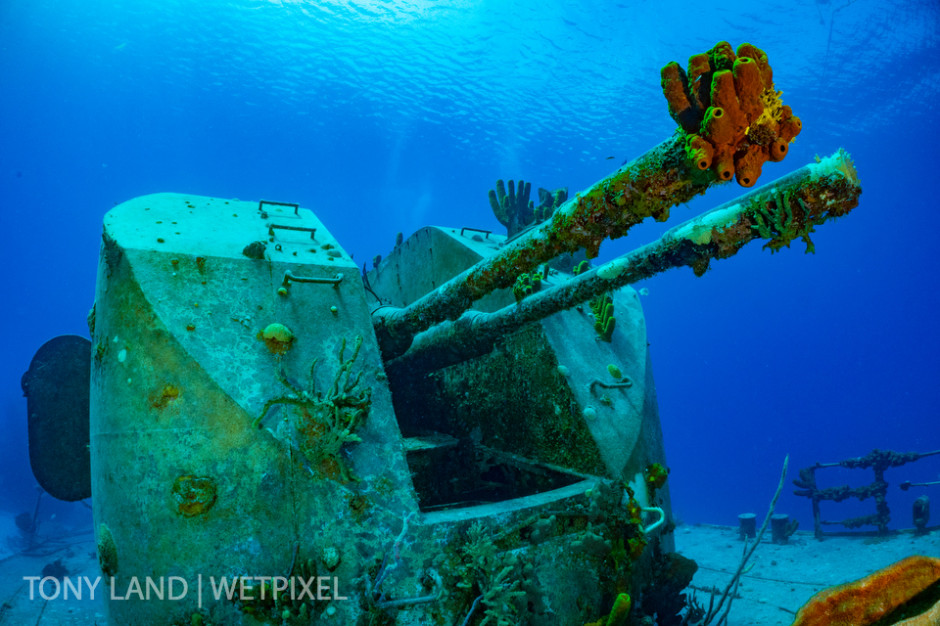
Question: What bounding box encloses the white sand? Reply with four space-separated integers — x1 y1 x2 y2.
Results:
675 523 940 625
0 522 937 624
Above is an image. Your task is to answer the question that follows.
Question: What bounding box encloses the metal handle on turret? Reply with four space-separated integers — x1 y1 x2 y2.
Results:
258 199 300 216
282 271 344 287
269 223 317 240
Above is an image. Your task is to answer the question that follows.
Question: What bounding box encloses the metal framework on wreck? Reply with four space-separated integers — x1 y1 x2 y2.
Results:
793 448 940 537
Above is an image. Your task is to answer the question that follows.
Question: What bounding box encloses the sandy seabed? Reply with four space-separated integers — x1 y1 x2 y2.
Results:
0 522 938 625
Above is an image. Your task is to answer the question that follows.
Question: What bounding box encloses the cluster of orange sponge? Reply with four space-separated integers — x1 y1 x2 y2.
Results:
792 555 940 625
661 42 802 187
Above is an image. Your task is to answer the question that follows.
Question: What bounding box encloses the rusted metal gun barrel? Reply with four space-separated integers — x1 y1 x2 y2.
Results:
373 135 711 359
384 149 861 377
373 41 803 359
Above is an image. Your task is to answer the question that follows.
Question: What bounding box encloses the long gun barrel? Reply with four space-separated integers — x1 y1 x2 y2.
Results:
373 41 803 359
384 150 861 378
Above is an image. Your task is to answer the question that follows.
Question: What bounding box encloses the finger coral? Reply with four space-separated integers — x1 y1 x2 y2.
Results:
488 179 533 237
661 42 801 187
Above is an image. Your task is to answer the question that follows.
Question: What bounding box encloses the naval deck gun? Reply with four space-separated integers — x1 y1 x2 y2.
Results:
21 41 862 625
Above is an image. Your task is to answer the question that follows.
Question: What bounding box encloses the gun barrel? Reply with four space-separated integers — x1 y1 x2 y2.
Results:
384 150 860 377
373 41 803 359
373 135 711 358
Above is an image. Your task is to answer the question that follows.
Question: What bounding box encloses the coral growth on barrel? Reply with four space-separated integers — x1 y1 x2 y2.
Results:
661 41 801 187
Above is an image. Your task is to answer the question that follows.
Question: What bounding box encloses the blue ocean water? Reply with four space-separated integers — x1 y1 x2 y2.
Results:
0 0 938 539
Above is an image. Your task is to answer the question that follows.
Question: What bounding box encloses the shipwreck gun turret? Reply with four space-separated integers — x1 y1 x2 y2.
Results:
374 41 804 361
23 41 861 626
381 149 860 381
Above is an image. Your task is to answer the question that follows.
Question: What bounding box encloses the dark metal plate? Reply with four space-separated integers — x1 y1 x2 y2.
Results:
22 335 91 501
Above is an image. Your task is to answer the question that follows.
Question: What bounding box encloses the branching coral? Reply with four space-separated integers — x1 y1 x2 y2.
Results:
254 336 371 481
489 179 534 237
457 522 526 626
661 42 801 187
237 549 323 622
750 187 825 253
367 512 443 614
489 180 568 237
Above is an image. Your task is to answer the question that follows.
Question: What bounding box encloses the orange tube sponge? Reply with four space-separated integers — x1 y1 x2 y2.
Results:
769 138 789 162
778 107 803 143
708 40 736 71
659 41 799 187
685 134 714 171
791 555 940 626
709 70 745 129
660 62 697 134
733 144 765 187
687 53 712 111
711 145 735 183
733 57 763 123
736 42 773 88
702 107 735 147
